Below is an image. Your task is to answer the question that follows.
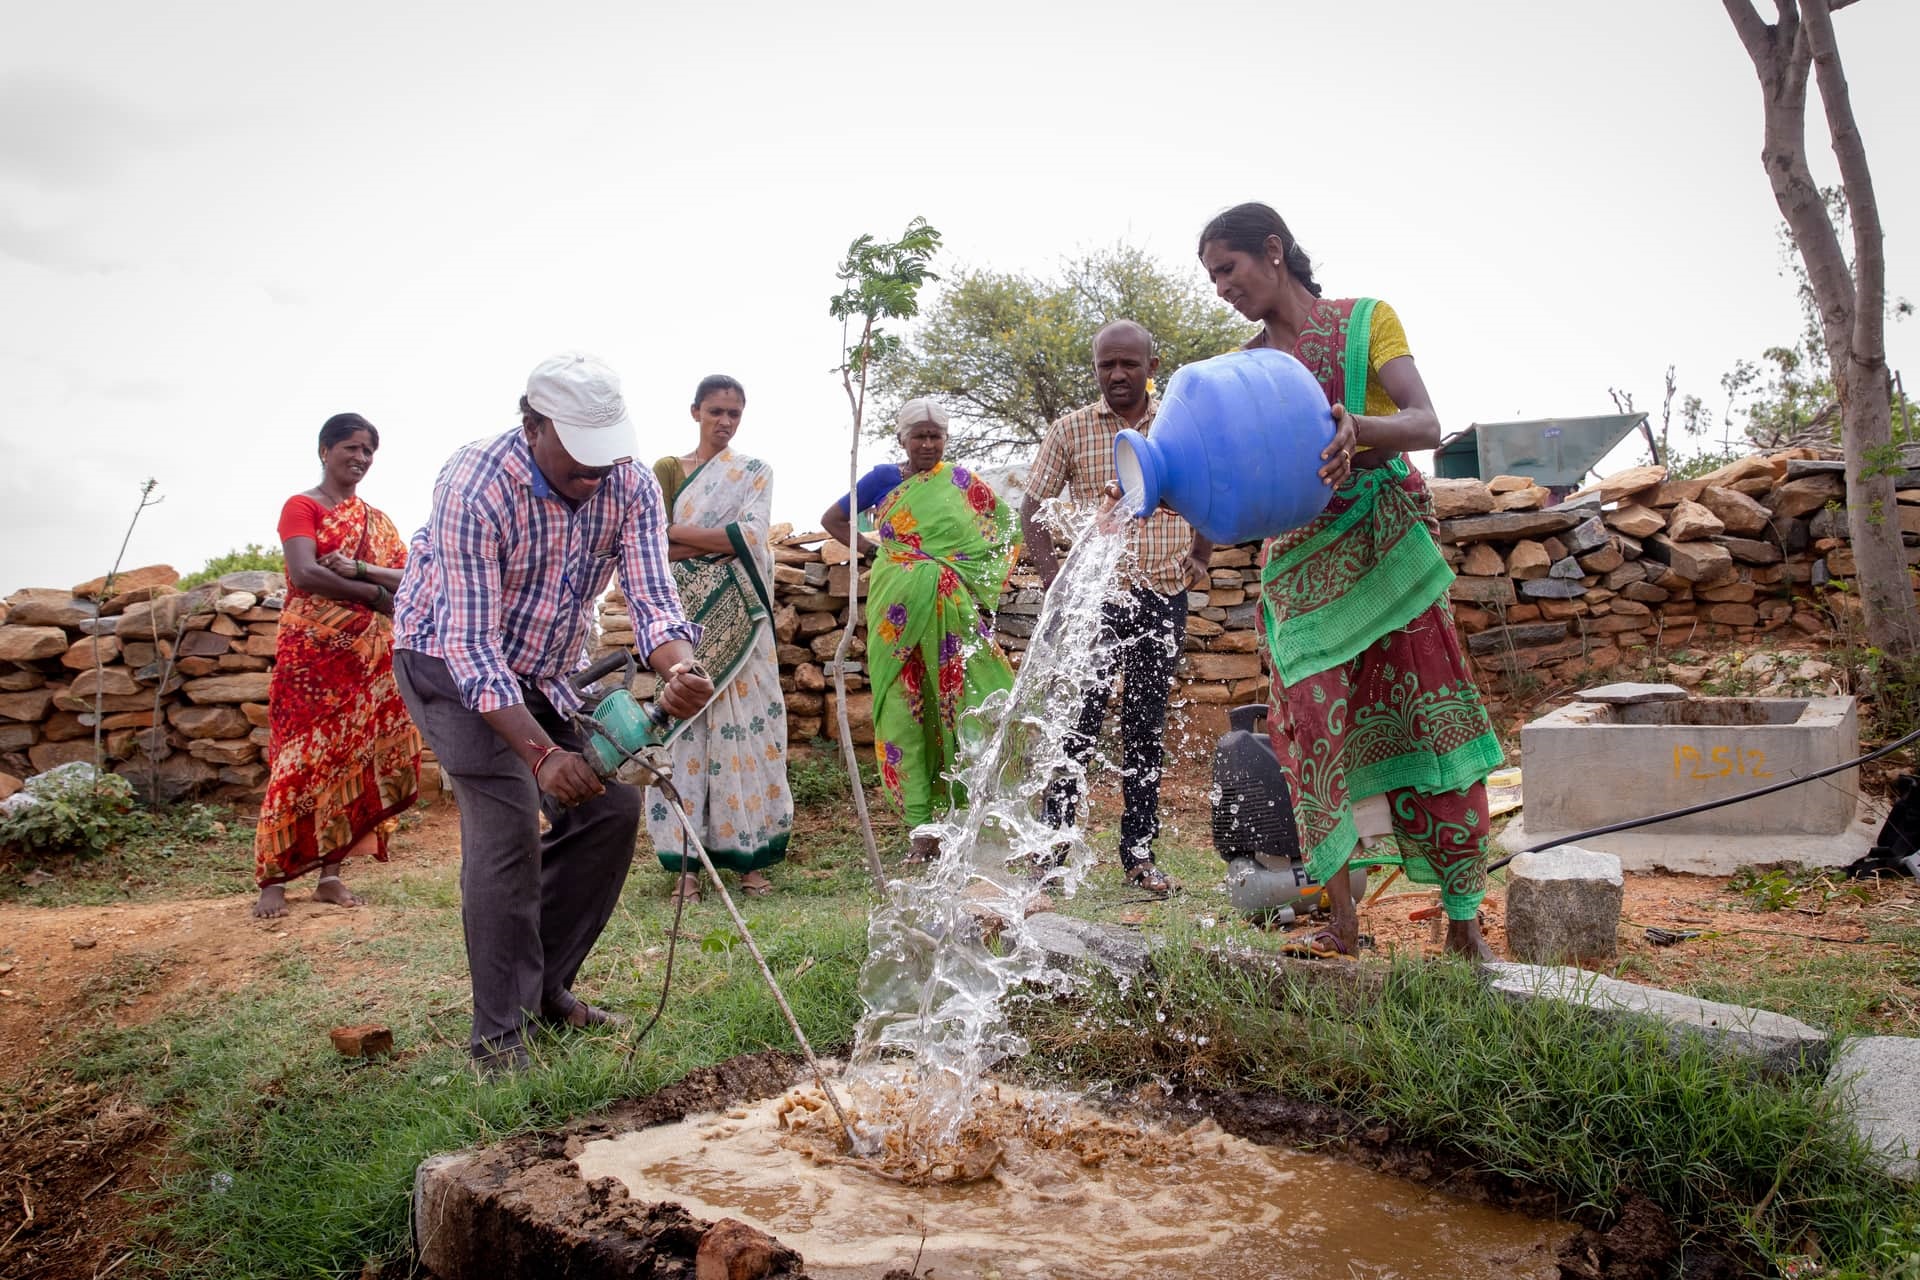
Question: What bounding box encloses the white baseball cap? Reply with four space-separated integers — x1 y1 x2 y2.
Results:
524 351 639 467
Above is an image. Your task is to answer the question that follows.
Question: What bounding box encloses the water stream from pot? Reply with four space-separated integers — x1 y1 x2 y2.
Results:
842 498 1132 1150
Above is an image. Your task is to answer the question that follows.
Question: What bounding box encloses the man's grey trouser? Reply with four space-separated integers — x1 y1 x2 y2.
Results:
394 650 640 1057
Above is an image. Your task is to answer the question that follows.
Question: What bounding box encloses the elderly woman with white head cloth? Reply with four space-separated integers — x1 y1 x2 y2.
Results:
822 398 1020 862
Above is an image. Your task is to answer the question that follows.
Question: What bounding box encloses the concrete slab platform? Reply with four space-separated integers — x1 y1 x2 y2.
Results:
1514 693 1881 873
1574 683 1690 704
1499 812 1880 875
1827 1036 1920 1183
1482 962 1829 1075
1022 912 1151 978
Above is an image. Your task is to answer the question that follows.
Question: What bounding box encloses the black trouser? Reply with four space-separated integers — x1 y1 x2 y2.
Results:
1042 587 1188 869
393 651 640 1059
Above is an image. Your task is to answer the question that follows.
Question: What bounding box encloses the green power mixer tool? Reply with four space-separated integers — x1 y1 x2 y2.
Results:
561 648 868 1151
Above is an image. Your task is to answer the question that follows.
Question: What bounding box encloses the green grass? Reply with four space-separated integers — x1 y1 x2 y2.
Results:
59 863 870 1278
0 802 259 907
1020 939 1920 1279
1680 922 1920 1039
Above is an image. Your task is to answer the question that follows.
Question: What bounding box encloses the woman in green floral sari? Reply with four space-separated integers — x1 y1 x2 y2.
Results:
824 399 1018 862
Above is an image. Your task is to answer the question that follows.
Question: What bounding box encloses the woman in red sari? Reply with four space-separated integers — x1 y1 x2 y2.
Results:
252 414 421 919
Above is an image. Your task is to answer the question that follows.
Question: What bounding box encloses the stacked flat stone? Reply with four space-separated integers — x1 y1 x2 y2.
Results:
2 446 1893 794
567 448 1906 750
1436 449 1894 698
0 566 284 802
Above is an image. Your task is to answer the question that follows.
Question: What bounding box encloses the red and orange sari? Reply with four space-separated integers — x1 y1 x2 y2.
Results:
253 496 421 886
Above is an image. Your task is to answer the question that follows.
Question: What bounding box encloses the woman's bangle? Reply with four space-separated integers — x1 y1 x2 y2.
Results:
372 585 392 609
353 559 366 579
530 744 564 777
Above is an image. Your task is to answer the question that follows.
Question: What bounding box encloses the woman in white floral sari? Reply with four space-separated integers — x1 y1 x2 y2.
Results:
648 375 793 904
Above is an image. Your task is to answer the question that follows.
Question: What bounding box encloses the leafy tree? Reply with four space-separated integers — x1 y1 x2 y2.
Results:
178 543 286 590
1723 191 1915 451
1618 193 1913 478
872 244 1247 460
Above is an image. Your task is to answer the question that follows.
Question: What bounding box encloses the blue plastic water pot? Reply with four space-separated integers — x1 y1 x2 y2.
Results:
1112 348 1336 545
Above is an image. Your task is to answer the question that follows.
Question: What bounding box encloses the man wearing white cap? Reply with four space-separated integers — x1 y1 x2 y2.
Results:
392 351 713 1075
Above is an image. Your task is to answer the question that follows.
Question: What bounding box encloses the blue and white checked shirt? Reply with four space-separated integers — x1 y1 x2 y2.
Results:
392 429 699 715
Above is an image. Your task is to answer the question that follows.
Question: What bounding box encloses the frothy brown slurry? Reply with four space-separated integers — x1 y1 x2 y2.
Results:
572 1076 1565 1279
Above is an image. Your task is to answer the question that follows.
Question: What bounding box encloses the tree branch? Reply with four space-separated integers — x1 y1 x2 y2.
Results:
1801 0 1886 373
1722 0 1776 64
1726 1 1856 363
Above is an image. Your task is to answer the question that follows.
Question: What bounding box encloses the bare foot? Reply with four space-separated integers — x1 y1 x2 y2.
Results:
314 873 362 908
1445 918 1497 963
1324 873 1362 956
252 885 288 919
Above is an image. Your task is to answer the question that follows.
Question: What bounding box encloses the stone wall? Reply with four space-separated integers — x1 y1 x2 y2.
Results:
595 530 1269 749
0 447 1887 801
1429 451 1865 698
0 566 288 803
601 448 1879 748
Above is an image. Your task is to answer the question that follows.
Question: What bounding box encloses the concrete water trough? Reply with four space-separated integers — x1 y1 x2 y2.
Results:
1504 684 1881 873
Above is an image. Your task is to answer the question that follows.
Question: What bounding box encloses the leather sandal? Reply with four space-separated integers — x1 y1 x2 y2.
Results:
549 1001 630 1030
739 872 773 898
1125 862 1173 896
1279 927 1356 961
668 875 702 907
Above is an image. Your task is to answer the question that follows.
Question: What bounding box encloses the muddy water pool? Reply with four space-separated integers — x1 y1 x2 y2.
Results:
571 1081 1564 1279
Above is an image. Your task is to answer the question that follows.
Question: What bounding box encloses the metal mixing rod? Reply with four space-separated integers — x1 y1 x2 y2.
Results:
566 654 871 1157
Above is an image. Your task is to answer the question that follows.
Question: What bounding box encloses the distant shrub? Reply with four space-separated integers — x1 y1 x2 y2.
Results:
178 544 285 590
0 766 152 857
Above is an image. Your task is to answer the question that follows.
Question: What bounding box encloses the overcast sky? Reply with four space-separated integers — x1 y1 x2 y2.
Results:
3 1 1916 593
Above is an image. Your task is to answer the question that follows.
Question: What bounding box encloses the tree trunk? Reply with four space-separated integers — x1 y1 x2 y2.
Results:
1724 0 1919 655
1801 0 1914 653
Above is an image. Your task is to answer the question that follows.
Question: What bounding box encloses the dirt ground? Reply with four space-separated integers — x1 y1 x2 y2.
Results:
0 806 466 1280
1 751 1916 1277
0 805 468 1089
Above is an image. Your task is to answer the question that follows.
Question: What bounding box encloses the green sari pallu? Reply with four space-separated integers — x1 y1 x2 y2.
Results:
867 462 1019 827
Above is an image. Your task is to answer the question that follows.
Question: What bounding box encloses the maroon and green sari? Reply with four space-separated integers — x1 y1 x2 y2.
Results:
1257 298 1502 921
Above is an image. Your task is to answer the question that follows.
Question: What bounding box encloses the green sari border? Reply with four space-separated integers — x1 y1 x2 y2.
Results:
656 830 790 874
1342 732 1504 814
724 522 775 615
1263 456 1411 580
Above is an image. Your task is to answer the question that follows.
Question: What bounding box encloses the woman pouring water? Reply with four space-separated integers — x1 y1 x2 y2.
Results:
1196 202 1502 961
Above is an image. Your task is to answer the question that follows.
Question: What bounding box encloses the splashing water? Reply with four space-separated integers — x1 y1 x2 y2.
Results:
846 496 1137 1151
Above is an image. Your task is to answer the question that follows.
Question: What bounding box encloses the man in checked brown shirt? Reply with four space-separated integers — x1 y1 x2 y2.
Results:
1021 320 1212 895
